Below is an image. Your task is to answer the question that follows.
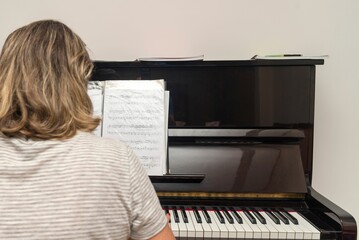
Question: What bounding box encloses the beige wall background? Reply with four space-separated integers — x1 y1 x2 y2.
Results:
1 0 358 233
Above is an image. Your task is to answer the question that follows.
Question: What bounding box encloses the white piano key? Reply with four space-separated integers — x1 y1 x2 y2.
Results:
209 211 229 238
265 209 297 239
198 210 213 238
278 218 296 239
291 212 321 239
169 210 180 238
252 212 278 239
188 211 204 238
289 227 302 239
259 211 280 239
203 210 221 238
280 209 315 239
238 211 262 239
226 222 238 238
219 210 237 239
283 212 310 240
174 209 188 238
289 219 312 240
277 210 307 239
254 210 271 239
286 219 305 239
228 210 246 239
184 210 196 238
291 216 317 239
233 210 254 238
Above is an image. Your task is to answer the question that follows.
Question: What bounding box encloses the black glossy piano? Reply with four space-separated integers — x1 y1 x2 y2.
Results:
92 59 357 239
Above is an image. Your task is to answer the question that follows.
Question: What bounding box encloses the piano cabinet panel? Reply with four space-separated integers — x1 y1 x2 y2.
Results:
154 143 307 194
306 187 357 240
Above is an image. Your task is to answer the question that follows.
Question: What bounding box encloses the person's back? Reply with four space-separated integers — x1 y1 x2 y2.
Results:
0 20 174 240
0 132 167 239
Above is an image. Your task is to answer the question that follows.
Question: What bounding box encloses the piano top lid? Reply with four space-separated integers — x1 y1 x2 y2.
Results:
93 59 324 68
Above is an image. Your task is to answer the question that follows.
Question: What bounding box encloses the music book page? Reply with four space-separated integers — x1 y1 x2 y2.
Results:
102 80 166 175
88 81 104 137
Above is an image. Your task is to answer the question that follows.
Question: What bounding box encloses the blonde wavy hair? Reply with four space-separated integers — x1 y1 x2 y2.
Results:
0 20 100 140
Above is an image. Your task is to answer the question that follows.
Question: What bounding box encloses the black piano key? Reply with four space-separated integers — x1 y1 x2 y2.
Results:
180 206 188 223
280 208 299 225
201 207 212 223
264 208 280 224
192 206 202 223
172 206 180 223
242 208 257 224
213 207 225 224
221 207 234 224
229 207 243 224
272 209 289 224
251 208 266 224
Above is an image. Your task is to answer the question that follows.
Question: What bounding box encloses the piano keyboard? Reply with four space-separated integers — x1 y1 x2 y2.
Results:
163 206 321 239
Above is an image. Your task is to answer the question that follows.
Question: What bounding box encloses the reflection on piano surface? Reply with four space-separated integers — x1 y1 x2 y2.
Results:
92 59 357 239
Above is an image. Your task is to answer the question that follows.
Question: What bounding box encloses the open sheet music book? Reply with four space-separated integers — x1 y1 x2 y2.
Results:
88 80 168 176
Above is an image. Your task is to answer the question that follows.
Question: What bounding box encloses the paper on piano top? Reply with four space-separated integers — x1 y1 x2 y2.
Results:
137 54 204 62
88 81 104 137
102 80 167 176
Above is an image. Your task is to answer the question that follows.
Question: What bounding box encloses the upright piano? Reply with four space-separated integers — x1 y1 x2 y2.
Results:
92 59 357 239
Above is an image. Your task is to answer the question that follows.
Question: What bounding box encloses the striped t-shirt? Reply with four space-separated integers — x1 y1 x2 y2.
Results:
0 131 167 240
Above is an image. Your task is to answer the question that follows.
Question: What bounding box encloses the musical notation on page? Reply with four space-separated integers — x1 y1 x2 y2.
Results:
101 80 167 176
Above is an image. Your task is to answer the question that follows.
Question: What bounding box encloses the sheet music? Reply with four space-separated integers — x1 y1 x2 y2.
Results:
102 80 166 175
137 54 204 61
164 90 170 174
88 81 104 137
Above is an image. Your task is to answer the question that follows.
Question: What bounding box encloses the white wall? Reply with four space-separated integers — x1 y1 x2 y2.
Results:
1 0 358 233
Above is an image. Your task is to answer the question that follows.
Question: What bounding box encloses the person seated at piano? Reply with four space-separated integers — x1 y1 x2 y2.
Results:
0 20 175 240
